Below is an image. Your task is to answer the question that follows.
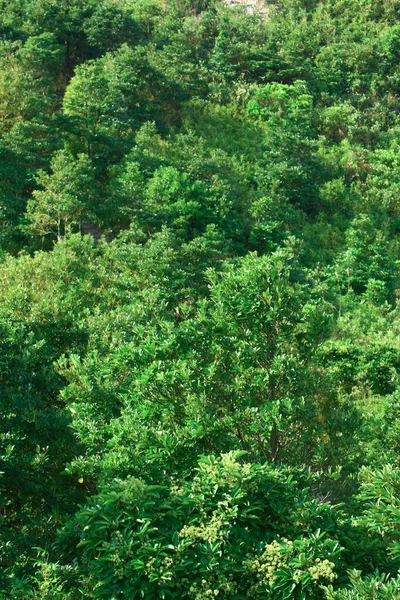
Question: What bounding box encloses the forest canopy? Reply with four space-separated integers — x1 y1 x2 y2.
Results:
2 0 400 597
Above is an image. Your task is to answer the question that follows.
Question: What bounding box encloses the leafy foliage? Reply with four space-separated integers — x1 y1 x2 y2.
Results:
1 0 400 597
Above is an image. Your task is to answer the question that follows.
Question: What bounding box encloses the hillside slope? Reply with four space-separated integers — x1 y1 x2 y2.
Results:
1 0 400 598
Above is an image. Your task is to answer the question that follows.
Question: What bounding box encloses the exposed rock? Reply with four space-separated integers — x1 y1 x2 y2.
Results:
81 221 119 243
81 221 103 240
223 0 270 16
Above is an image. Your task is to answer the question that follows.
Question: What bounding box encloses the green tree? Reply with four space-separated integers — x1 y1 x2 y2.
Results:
63 44 172 162
247 81 323 215
26 150 97 240
66 453 344 599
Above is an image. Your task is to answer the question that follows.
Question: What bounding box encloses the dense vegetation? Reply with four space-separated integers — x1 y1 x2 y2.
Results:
1 0 400 597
